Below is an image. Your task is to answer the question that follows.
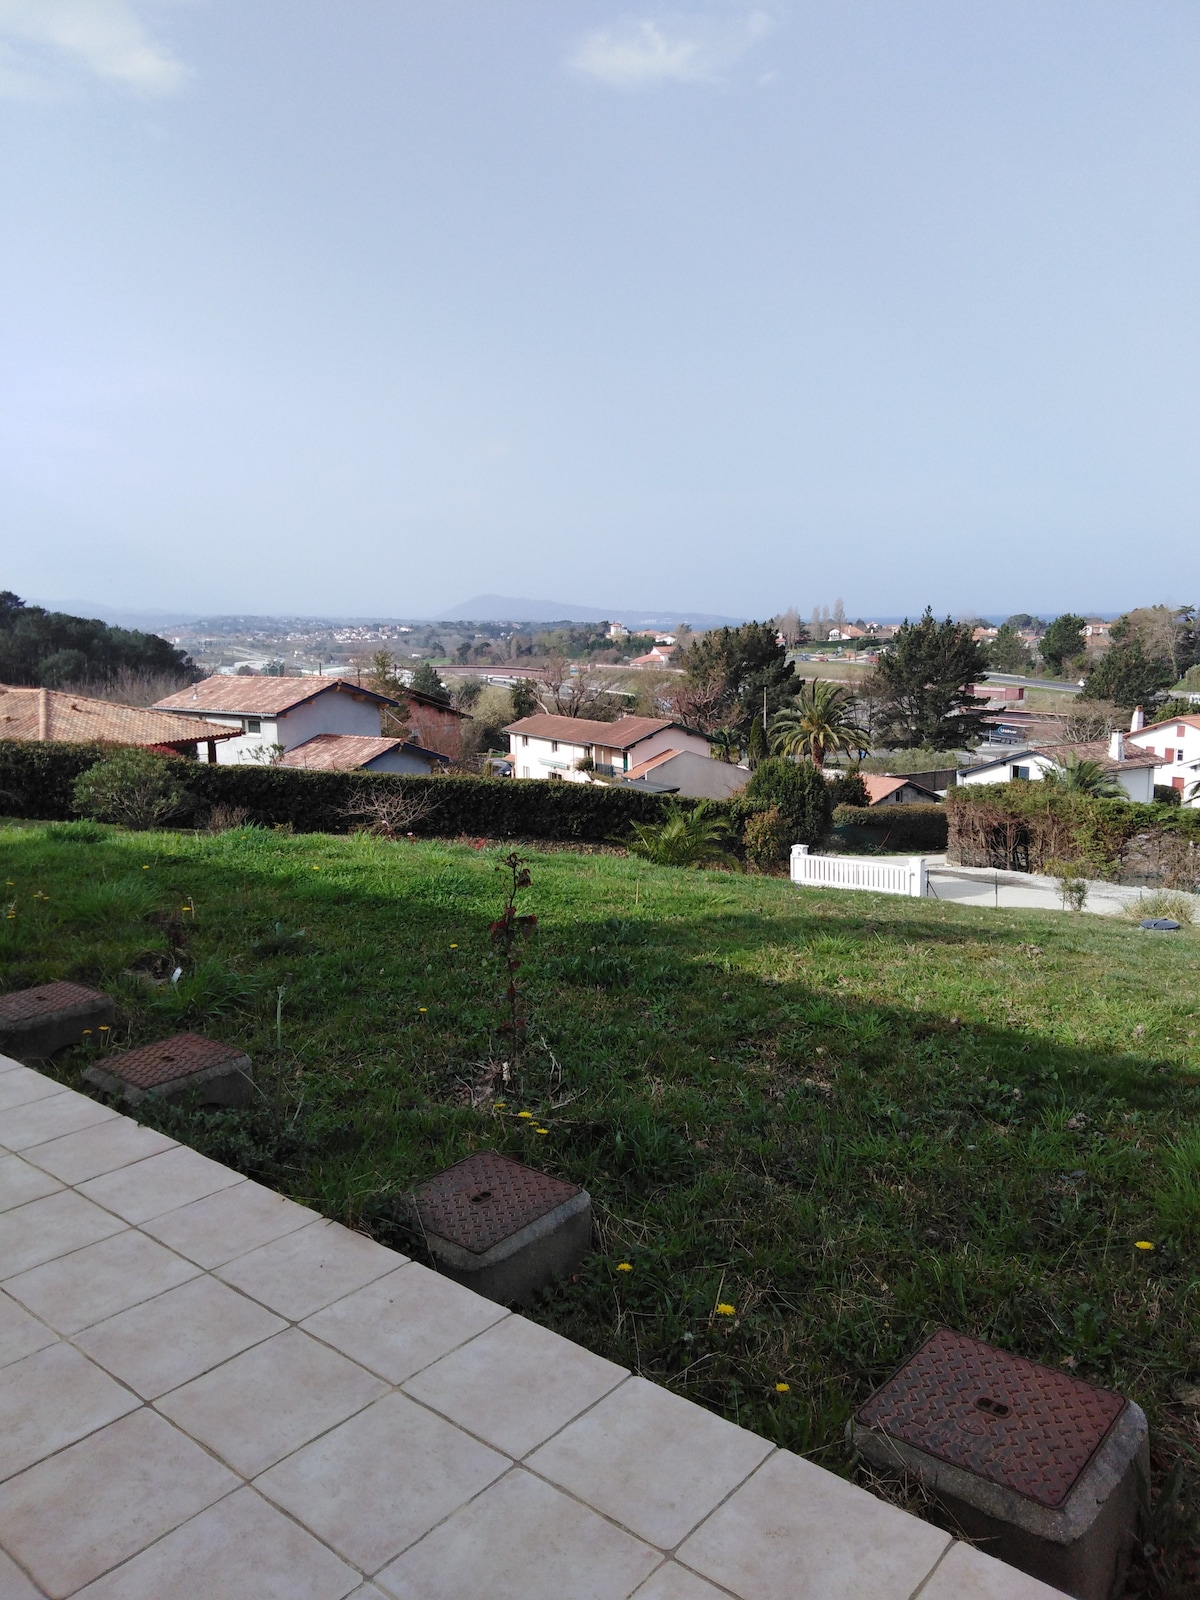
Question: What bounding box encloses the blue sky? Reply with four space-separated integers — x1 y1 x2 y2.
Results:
1 1 1196 620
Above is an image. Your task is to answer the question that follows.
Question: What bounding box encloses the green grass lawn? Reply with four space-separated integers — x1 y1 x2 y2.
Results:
3 819 1199 1567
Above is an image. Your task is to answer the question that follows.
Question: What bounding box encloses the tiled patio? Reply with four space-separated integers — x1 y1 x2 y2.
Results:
0 1054 1067 1599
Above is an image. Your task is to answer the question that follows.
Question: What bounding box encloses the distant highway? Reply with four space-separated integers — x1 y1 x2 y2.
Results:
984 673 1083 695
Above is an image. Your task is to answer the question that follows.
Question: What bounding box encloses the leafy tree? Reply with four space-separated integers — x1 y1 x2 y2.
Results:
987 624 1033 675
409 661 450 703
1039 614 1087 676
1042 755 1125 799
738 757 832 848
72 749 187 830
625 801 735 868
743 806 790 871
827 770 869 807
1111 604 1198 682
1082 639 1174 709
0 591 197 690
747 716 768 767
366 649 405 698
510 679 540 720
677 622 797 735
1003 613 1042 633
768 680 865 769
707 726 743 764
867 610 991 749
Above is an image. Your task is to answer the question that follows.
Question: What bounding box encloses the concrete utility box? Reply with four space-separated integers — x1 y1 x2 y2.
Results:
410 1150 591 1305
0 981 115 1060
852 1328 1148 1600
84 1032 254 1108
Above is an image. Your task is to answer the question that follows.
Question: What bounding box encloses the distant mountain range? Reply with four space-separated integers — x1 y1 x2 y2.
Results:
434 594 746 628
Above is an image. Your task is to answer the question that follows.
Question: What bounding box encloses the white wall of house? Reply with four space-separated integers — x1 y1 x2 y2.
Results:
509 725 709 782
958 752 1155 804
1126 720 1200 806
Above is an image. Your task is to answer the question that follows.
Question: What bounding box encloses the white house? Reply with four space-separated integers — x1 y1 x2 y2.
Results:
859 775 942 806
957 733 1157 803
504 714 710 782
1124 710 1200 806
155 676 405 765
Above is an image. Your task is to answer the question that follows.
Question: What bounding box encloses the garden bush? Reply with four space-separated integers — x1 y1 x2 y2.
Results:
832 803 948 851
73 748 187 830
734 757 831 848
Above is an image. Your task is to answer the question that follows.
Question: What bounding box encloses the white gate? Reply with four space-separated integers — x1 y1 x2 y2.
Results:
790 844 927 899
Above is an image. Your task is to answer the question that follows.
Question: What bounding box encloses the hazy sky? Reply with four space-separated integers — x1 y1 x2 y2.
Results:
1 1 1196 620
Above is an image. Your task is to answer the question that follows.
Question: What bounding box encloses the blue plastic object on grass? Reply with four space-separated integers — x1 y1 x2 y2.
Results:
1140 918 1181 932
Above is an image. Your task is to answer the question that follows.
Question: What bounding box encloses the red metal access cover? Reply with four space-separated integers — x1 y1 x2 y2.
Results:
0 982 107 1023
413 1150 580 1256
856 1328 1126 1509
106 1033 246 1090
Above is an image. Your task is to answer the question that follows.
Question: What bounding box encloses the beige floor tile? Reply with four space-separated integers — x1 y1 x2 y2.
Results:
0 1189 125 1278
301 1262 508 1383
0 1089 118 1151
5 1227 200 1335
0 1549 43 1599
157 1326 387 1476
0 1152 62 1212
402 1313 627 1458
21 1117 176 1185
78 1142 245 1224
632 1566 734 1600
141 1177 318 1267
0 1288 56 1368
918 1541 1071 1599
676 1450 951 1600
0 1343 138 1482
528 1376 774 1548
345 1589 390 1600
75 1273 286 1399
72 1487 361 1600
0 1406 237 1598
216 1218 402 1320
0 1068 66 1114
376 1468 660 1600
257 1390 508 1572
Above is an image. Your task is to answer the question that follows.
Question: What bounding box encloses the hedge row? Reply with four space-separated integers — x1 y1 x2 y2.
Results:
0 741 686 842
832 802 949 852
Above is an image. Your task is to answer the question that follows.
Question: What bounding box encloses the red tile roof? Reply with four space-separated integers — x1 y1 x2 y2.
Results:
154 674 401 716
504 714 684 750
624 748 682 781
278 734 446 770
0 685 235 748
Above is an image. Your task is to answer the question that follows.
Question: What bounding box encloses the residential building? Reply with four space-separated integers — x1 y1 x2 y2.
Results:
827 625 867 642
504 714 710 782
0 685 236 760
278 734 448 775
605 622 631 640
629 645 677 668
956 733 1157 803
859 775 942 806
623 750 751 800
1124 710 1200 805
155 675 405 764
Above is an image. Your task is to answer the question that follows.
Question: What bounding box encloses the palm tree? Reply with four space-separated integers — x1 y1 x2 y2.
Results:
769 681 865 770
625 801 735 868
708 726 742 765
1043 754 1126 799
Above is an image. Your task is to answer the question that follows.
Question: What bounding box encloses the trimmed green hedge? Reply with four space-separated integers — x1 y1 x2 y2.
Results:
832 802 948 851
0 741 686 842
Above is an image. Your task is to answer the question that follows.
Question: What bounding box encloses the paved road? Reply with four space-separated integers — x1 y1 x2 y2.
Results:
984 672 1083 695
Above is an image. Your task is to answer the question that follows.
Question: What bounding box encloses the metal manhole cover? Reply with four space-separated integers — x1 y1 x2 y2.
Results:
856 1328 1126 1509
107 1033 245 1090
0 982 107 1024
412 1151 580 1256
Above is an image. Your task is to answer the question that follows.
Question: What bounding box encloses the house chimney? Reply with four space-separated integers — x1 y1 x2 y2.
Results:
1130 705 1145 732
1108 729 1125 761
37 686 48 741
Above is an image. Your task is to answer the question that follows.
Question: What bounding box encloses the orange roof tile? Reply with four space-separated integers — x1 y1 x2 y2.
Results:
154 674 401 716
279 734 446 770
504 714 683 750
0 685 235 748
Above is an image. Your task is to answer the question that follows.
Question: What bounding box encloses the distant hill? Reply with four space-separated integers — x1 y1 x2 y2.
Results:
436 594 746 628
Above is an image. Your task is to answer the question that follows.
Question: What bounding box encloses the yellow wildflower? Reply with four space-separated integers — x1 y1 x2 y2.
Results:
493 1101 507 1109
1135 1240 1155 1251
616 1262 633 1272
418 1007 428 1014
517 1110 534 1119
716 1303 736 1317
775 1382 790 1393
450 943 458 949
535 1127 549 1135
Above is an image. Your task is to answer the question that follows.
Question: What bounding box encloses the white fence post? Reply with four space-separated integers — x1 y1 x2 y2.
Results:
790 845 927 899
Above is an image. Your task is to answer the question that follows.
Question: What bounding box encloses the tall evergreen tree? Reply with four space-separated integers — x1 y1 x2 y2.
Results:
677 622 797 736
868 610 991 749
1039 613 1087 676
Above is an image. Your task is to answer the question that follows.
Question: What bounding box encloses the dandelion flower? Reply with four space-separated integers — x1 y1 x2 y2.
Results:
418 1007 428 1014
775 1382 790 1393
716 1303 736 1317
535 1127 549 1135
616 1262 633 1272
517 1110 534 1119
142 865 149 870
1135 1240 1155 1251
493 1101 507 1109
450 943 458 950
99 1026 109 1033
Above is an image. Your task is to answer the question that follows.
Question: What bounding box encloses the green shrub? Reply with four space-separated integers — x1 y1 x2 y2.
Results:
735 758 831 848
947 784 1200 876
832 803 948 851
826 771 868 808
1154 784 1183 806
743 805 789 871
625 800 736 868
72 748 187 830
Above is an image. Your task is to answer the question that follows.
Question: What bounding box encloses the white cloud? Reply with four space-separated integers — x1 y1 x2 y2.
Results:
0 0 185 100
569 9 775 90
